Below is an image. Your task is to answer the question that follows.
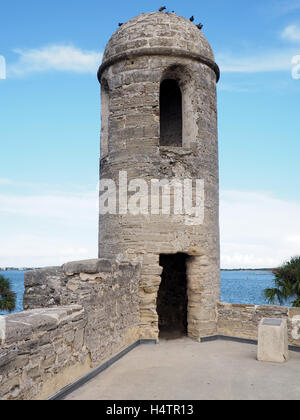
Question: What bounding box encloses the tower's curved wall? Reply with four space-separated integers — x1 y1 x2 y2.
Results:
98 12 220 341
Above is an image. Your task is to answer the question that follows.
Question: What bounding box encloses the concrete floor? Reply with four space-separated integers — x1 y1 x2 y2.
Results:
66 338 300 400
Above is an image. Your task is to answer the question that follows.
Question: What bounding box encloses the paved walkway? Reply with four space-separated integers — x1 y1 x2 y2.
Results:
66 338 300 400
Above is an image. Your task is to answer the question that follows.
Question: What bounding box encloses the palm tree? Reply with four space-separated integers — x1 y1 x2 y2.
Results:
0 274 16 312
264 256 300 308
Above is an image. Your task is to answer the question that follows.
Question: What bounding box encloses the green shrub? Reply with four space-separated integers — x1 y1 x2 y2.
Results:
264 256 300 307
0 274 16 312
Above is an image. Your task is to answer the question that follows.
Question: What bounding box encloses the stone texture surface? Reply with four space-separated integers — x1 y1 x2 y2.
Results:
101 12 216 65
24 267 66 309
257 318 289 363
1 259 141 400
98 12 220 341
217 302 300 347
0 305 87 400
24 259 141 366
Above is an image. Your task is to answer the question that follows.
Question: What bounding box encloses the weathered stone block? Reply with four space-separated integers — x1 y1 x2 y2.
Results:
63 259 112 276
257 318 289 363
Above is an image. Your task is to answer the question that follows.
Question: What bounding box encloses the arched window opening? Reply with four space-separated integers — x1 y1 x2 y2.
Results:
160 79 182 147
100 79 110 158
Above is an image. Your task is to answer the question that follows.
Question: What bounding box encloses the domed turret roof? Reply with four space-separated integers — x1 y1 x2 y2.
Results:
99 12 219 81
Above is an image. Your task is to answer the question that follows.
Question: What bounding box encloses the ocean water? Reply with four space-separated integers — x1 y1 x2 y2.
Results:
0 269 289 316
220 270 282 306
0 270 25 316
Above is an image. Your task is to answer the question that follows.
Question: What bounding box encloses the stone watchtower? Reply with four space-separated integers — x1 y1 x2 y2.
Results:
98 12 220 341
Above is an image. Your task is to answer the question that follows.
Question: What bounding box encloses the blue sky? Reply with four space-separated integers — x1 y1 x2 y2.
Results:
0 0 300 268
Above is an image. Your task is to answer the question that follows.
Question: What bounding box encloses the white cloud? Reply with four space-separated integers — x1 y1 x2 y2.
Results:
273 0 300 16
261 0 300 18
0 178 12 185
0 190 98 222
220 190 300 269
7 45 102 77
217 50 295 73
217 82 257 93
1 185 300 269
0 234 93 267
0 188 98 267
282 24 300 42
217 21 300 74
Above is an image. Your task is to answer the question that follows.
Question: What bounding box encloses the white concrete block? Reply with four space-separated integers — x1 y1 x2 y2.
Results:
257 318 289 363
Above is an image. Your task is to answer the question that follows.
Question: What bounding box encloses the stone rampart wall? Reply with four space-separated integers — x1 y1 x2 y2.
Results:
217 302 300 346
0 305 87 400
0 259 141 400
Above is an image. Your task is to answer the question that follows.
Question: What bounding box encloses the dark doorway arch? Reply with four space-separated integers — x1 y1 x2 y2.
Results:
157 253 190 339
160 79 183 147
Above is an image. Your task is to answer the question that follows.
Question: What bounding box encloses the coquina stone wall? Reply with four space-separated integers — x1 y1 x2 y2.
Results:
0 305 87 400
0 258 141 400
218 302 300 347
98 12 220 341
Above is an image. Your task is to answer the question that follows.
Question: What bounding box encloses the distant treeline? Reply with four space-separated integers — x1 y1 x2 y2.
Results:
221 268 274 271
0 268 38 271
